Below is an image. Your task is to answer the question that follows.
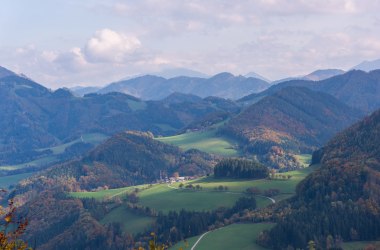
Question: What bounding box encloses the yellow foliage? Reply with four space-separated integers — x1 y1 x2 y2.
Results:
0 197 32 250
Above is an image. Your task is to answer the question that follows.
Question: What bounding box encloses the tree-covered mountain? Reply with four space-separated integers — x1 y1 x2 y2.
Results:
97 72 270 100
260 108 380 249
222 87 363 169
239 70 380 113
0 72 239 165
11 130 214 249
14 131 214 194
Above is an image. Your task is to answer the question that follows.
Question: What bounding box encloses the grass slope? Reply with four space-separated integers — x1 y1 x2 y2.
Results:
342 241 380 250
0 172 33 189
170 223 275 250
156 129 239 156
100 205 154 234
0 133 107 171
138 184 252 213
69 185 148 200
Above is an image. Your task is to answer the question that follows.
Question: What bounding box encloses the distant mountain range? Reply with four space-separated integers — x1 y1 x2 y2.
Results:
352 58 380 72
272 69 345 84
96 72 270 100
239 69 380 113
222 86 362 169
0 69 239 165
151 67 210 79
262 108 380 249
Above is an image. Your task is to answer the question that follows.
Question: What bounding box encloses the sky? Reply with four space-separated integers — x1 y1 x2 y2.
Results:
1 0 380 88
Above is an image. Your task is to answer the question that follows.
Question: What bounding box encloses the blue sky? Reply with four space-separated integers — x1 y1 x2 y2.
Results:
1 0 380 88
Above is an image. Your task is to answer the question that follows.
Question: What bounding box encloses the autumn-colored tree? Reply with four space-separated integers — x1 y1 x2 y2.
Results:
0 195 32 250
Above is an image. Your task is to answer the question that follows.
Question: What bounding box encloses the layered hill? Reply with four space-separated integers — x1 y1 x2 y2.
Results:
240 70 380 112
97 72 270 100
13 130 214 249
14 131 214 193
261 109 380 249
0 71 239 165
222 87 362 169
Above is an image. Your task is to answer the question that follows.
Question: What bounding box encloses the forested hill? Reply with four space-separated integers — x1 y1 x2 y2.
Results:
221 86 363 169
0 73 239 165
14 131 214 194
239 69 380 113
260 109 380 249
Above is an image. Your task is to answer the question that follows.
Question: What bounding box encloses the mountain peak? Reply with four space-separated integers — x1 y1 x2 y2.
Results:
302 69 345 81
245 72 270 82
0 66 17 78
351 58 380 72
210 72 235 79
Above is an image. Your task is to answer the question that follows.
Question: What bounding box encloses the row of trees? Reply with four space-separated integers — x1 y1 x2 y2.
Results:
214 158 269 179
144 196 257 247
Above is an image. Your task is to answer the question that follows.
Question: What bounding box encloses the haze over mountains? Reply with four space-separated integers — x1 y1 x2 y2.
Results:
96 72 270 100
0 68 240 166
240 69 380 112
2 59 380 249
352 58 380 72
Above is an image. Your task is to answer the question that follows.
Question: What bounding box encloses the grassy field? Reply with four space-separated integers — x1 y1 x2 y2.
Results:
70 165 317 213
295 154 312 167
137 184 264 213
39 133 108 155
101 205 154 234
0 172 33 189
156 129 240 157
170 223 275 250
0 133 108 171
69 184 148 200
342 241 380 250
171 165 317 196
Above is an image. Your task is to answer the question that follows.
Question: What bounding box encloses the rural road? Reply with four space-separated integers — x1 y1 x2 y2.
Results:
257 195 276 204
167 183 179 189
191 230 211 250
166 183 276 249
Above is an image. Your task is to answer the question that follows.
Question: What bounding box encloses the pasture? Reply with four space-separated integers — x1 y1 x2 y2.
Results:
156 129 240 156
169 223 275 250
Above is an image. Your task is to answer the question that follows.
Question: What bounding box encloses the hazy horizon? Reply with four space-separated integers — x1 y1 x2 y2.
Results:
1 0 380 88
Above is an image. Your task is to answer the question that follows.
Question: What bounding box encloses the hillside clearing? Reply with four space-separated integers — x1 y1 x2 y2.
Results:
156 129 239 156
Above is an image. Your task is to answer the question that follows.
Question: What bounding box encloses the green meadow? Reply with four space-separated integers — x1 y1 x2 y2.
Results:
100 204 154 234
0 172 33 189
69 185 148 200
170 223 275 250
156 129 240 156
137 184 271 213
342 241 380 250
0 133 108 171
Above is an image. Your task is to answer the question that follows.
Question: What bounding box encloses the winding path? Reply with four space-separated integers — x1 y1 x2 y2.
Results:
257 195 276 204
166 183 276 249
190 230 211 250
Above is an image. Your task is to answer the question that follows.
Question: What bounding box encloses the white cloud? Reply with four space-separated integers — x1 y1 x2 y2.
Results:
83 29 141 63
